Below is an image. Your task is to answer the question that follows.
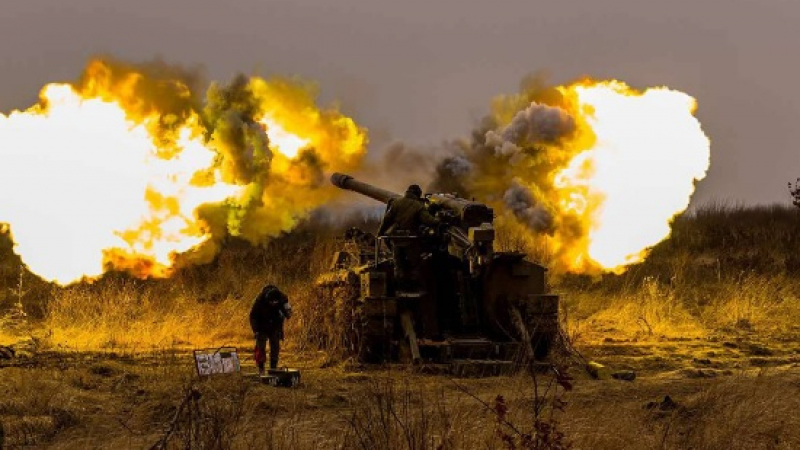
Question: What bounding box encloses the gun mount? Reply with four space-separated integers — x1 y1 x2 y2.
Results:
316 173 560 375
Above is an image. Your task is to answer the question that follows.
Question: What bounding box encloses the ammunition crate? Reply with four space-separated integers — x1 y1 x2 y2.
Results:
261 368 301 387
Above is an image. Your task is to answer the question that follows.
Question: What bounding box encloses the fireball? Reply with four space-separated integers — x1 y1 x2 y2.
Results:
0 59 367 284
560 82 710 271
450 78 710 274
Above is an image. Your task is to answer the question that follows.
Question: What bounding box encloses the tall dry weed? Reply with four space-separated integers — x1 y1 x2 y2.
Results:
39 233 340 351
341 377 489 450
703 274 800 332
666 371 800 449
586 277 703 338
0 368 82 447
44 281 252 350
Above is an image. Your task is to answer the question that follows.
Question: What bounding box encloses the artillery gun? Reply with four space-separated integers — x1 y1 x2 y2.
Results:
315 173 559 374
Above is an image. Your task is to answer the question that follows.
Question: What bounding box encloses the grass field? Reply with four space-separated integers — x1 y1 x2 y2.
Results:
1 203 800 449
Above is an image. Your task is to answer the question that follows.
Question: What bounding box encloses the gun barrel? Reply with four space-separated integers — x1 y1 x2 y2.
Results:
428 193 494 228
330 173 402 204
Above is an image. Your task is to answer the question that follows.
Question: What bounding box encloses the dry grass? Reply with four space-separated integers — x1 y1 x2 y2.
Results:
33 230 339 351
6 202 798 353
568 277 704 339
702 274 799 332
0 368 86 447
565 369 800 450
2 203 800 448
3 356 800 449
44 282 251 350
555 203 800 341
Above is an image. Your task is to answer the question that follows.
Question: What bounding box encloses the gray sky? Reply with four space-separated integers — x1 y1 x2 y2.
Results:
1 0 797 205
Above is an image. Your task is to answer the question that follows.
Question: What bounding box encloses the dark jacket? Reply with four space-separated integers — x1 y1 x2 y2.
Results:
378 193 439 236
249 286 292 333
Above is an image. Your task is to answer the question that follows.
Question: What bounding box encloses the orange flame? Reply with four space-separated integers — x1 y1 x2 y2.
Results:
0 59 366 284
453 78 710 273
552 81 710 272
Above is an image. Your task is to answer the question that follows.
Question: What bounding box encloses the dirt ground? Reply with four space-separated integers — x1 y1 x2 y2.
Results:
2 325 799 450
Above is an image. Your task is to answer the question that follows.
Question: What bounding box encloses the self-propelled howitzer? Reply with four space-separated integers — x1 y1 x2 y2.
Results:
331 173 495 275
318 173 559 374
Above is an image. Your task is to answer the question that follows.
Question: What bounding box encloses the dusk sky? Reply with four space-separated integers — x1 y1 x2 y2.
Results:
1 0 797 206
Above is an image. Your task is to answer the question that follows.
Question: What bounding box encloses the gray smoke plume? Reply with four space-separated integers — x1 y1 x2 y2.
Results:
503 179 553 233
427 154 473 196
351 141 453 195
440 154 473 177
376 142 439 191
485 102 576 156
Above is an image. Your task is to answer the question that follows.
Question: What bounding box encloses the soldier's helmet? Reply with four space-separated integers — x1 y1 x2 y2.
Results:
406 184 422 198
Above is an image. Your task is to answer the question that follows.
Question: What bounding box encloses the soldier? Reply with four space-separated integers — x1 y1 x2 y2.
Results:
377 184 440 291
377 184 438 237
249 284 292 375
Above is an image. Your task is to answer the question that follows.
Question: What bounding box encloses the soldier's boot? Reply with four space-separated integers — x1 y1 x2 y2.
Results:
257 362 265 376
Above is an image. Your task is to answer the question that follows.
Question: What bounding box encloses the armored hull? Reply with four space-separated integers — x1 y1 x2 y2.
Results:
316 174 560 373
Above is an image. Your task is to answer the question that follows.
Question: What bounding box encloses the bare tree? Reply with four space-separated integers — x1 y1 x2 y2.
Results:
788 179 800 208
